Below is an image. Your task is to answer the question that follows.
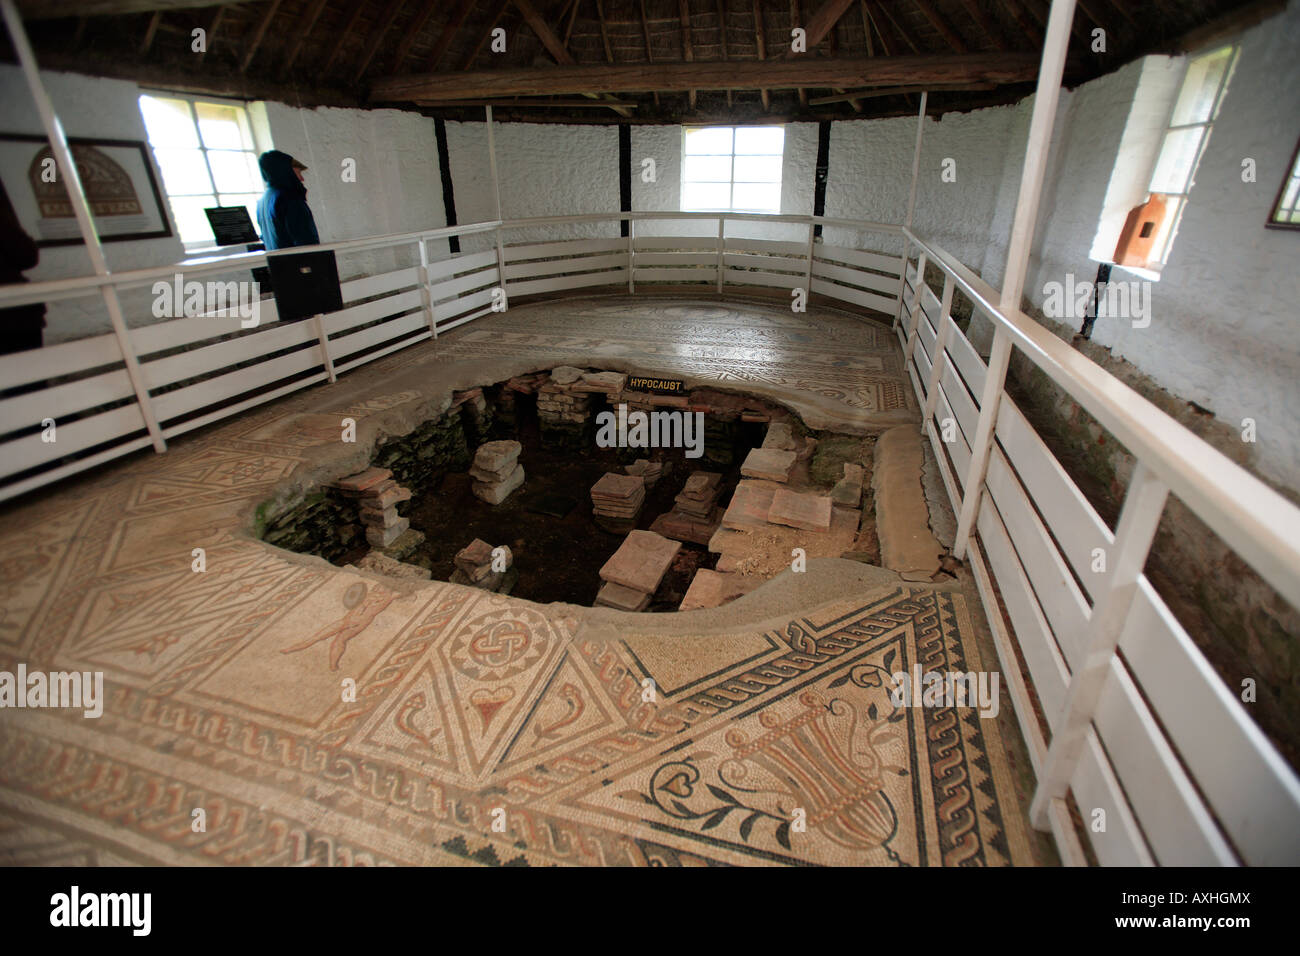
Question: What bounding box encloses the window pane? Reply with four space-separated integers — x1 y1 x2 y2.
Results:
731 182 780 212
1170 47 1233 127
1149 127 1205 194
734 126 784 155
153 147 215 195
1279 176 1300 215
208 150 261 193
1149 195 1184 265
733 155 782 182
682 181 731 210
684 155 732 182
194 101 253 150
684 127 734 155
139 95 199 148
168 194 220 244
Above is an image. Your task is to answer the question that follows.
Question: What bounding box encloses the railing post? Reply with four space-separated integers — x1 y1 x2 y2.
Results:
893 238 911 330
921 274 955 421
903 252 928 360
716 215 726 294
417 237 436 338
311 313 336 383
951 325 1012 560
803 218 816 297
1028 462 1170 830
627 216 635 294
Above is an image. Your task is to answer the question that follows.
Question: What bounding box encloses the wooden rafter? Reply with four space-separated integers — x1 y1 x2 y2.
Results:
352 0 405 81
563 0 581 45
463 0 511 71
858 0 874 55
19 0 243 14
872 0 920 53
956 0 1005 51
139 10 161 54
791 0 807 105
513 0 630 114
800 0 855 49
752 0 769 110
1001 0 1044 47
596 0 615 63
809 80 992 105
912 0 968 53
280 0 328 76
322 3 367 74
240 0 280 73
679 0 696 109
390 0 441 73
639 0 660 106
717 0 732 106
196 6 224 62
372 53 1042 102
427 0 475 71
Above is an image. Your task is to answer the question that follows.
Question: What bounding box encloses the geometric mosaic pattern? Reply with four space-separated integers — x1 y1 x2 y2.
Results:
0 297 1035 866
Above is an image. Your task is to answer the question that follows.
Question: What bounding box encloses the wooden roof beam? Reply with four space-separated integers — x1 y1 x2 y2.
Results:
372 52 1043 102
956 0 1005 51
809 80 993 105
463 0 511 71
240 0 279 73
352 0 405 81
752 0 770 110
139 9 161 54
389 0 441 73
679 0 697 109
280 0 328 77
321 3 367 74
426 0 475 71
18 0 242 15
913 0 968 53
799 0 855 49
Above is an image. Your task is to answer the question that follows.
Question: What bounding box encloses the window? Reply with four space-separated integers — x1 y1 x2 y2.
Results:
681 126 784 213
1143 44 1238 267
138 93 264 248
1267 136 1300 229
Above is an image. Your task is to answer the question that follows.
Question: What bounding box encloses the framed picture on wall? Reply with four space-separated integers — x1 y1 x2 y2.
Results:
0 133 173 246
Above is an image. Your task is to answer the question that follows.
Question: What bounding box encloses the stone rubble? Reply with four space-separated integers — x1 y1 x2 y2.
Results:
335 466 416 548
451 537 517 593
470 440 524 505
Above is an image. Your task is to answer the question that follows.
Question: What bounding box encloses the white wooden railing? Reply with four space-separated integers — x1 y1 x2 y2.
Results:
0 211 903 501
897 227 1300 867
1 210 1297 867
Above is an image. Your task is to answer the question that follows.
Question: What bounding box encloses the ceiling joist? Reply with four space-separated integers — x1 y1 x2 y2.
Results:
372 52 1041 103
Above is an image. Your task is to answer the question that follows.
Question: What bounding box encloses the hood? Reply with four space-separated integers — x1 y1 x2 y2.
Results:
258 150 305 195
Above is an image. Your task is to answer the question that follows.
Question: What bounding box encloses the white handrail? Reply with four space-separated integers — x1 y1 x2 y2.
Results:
904 226 1300 611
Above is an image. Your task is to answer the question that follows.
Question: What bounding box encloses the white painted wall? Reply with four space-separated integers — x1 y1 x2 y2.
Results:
0 66 185 343
1005 4 1300 489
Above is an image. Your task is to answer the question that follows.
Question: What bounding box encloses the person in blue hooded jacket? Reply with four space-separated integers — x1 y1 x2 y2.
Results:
255 150 319 250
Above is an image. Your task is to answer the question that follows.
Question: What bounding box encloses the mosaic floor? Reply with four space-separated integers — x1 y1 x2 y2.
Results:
0 296 1039 866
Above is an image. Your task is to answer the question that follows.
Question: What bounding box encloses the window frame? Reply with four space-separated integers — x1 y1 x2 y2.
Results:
1266 134 1300 231
1143 43 1239 268
680 125 785 214
138 90 265 251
